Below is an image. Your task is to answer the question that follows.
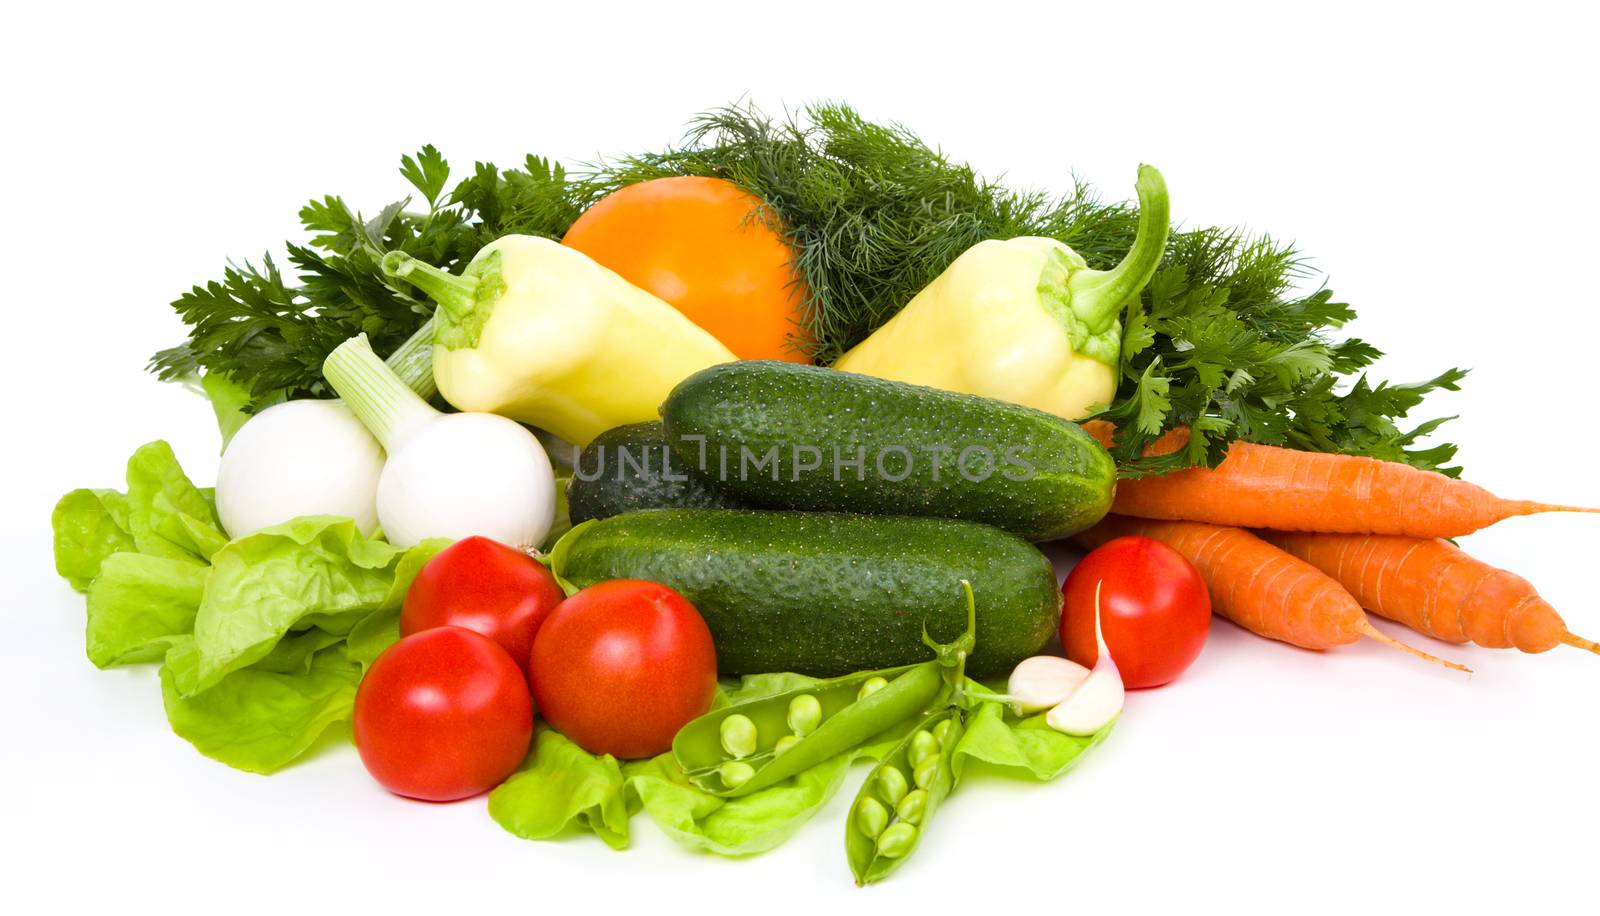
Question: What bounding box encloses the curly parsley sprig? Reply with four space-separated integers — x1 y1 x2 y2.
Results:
148 147 584 403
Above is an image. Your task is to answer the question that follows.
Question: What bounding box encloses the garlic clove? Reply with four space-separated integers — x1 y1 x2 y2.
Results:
1045 578 1125 735
1006 655 1092 714
1045 665 1124 735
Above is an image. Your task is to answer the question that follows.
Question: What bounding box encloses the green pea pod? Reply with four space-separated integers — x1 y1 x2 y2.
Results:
844 579 978 885
675 580 981 798
672 663 933 797
844 707 966 885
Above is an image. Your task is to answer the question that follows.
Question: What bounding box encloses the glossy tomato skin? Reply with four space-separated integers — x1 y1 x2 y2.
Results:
1063 536 1211 689
561 176 810 362
354 627 533 802
528 579 717 759
400 536 565 671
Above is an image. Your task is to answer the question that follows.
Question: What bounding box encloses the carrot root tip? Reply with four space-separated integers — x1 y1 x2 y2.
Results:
1515 500 1600 517
1359 621 1473 673
1560 632 1600 656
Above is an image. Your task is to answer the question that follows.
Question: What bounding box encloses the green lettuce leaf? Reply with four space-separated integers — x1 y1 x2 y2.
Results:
252 629 348 674
540 475 573 552
53 441 225 592
161 644 363 774
53 440 451 774
52 488 136 592
85 554 207 667
344 609 404 672
198 371 260 449
123 441 226 562
156 528 438 774
155 529 443 770
721 671 821 704
341 538 451 670
626 751 865 857
953 682 1117 781
489 727 634 850
166 517 414 697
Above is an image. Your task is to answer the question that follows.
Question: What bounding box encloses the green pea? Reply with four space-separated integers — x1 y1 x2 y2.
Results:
912 754 942 790
787 694 823 737
931 718 954 748
854 797 890 839
875 822 918 859
896 788 928 825
719 714 758 759
773 734 802 756
907 729 939 768
719 760 755 789
856 676 889 701
876 765 909 806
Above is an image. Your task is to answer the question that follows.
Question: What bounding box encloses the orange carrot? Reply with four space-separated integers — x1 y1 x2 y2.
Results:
1077 516 1468 671
1261 531 1600 656
1081 419 1189 457
1095 437 1594 539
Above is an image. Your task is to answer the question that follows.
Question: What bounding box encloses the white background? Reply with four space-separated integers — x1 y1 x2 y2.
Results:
4 1 1596 912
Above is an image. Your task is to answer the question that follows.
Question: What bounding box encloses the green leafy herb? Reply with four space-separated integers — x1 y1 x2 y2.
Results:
1097 231 1467 474
149 147 584 407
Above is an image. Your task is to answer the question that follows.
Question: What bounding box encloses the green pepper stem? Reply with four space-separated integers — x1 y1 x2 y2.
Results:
384 316 438 401
1068 164 1171 329
323 333 440 450
382 252 480 322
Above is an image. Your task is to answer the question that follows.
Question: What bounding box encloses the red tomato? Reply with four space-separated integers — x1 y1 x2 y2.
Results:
401 536 565 670
528 579 717 759
1062 536 1211 689
561 176 811 362
354 627 533 801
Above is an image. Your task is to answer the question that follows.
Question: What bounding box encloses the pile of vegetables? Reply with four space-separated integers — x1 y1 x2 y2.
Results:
51 101 1598 885
148 103 1463 473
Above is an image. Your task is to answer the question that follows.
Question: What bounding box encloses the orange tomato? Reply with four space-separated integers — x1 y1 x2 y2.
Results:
562 176 811 362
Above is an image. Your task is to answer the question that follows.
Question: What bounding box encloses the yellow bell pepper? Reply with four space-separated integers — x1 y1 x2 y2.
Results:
832 165 1169 420
383 236 735 446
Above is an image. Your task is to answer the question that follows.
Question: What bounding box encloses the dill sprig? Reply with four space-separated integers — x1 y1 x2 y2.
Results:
591 104 1144 364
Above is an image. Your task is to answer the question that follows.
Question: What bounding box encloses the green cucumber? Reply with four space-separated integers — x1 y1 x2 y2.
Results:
567 422 751 524
550 509 1060 677
660 361 1115 541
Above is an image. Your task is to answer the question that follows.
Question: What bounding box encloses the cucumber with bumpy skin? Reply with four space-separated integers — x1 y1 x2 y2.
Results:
549 509 1060 677
567 422 751 524
660 361 1115 541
